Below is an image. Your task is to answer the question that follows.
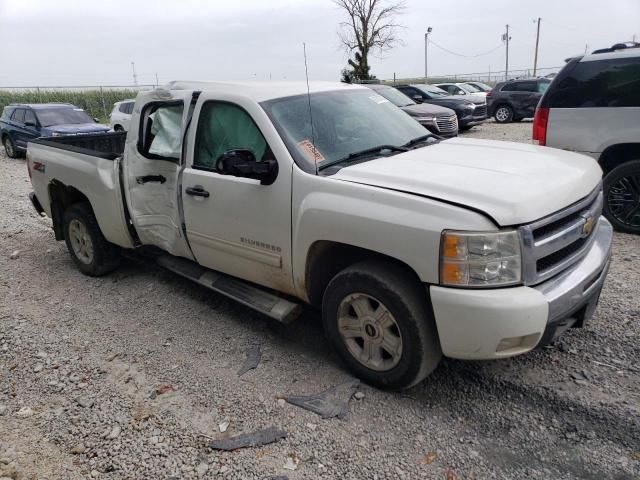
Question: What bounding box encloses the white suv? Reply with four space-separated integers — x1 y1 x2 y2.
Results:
534 43 640 234
109 99 135 132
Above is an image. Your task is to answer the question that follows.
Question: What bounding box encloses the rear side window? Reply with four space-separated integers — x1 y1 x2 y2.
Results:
501 83 518 92
126 102 134 114
119 103 128 113
138 102 184 161
24 110 37 125
11 109 25 123
547 57 640 108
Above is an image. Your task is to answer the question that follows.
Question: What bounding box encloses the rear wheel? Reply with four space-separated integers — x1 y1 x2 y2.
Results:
494 105 514 123
63 203 121 276
3 135 19 158
322 260 442 390
603 160 640 234
113 125 124 132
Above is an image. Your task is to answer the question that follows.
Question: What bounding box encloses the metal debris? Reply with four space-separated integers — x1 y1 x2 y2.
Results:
285 379 359 419
209 427 287 451
237 345 262 377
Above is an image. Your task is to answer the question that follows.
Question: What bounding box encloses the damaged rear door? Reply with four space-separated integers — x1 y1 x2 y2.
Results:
122 91 193 259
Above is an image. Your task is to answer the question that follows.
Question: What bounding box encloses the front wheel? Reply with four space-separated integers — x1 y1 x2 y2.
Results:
3 136 19 158
494 105 514 123
603 160 640 234
63 203 121 276
322 260 442 390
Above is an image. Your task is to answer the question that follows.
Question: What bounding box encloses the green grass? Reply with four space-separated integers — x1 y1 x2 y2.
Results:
0 89 140 123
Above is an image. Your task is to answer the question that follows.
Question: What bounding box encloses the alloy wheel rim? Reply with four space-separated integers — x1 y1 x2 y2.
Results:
496 107 510 121
68 219 94 264
608 174 640 228
337 293 403 371
4 139 14 156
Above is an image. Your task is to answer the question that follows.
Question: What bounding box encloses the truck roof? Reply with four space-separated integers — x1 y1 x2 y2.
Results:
163 80 365 102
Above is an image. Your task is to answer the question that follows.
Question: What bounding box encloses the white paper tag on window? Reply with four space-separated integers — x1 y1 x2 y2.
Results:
297 139 325 163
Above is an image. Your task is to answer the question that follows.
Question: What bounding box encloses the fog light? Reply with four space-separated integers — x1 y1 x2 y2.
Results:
496 333 540 353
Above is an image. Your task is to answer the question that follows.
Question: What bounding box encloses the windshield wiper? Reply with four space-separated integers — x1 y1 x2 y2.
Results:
318 144 407 171
403 134 435 149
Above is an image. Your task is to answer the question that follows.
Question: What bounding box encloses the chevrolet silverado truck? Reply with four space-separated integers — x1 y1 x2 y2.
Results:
27 81 613 390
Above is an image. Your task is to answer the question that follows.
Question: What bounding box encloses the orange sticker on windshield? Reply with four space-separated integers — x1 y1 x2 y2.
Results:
297 140 325 163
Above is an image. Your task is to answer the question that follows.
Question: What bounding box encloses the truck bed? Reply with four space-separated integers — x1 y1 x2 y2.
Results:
30 131 127 160
27 131 135 249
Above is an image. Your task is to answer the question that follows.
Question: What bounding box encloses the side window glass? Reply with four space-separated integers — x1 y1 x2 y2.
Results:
550 58 640 108
119 103 128 113
24 110 37 125
501 83 517 92
520 82 536 92
194 102 271 171
12 109 25 123
126 102 135 114
139 103 184 161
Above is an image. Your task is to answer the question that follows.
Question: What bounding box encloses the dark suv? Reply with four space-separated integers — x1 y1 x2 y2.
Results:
487 78 551 123
0 103 109 158
394 84 487 130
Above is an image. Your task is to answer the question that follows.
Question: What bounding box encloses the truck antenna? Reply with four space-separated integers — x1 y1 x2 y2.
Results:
303 42 318 175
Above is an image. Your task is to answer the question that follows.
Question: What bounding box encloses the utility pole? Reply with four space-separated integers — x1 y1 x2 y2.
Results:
502 25 511 80
155 73 159 87
533 18 541 76
131 62 138 86
424 27 432 84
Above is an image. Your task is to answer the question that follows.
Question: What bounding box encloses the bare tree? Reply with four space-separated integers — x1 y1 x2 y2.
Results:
334 0 406 80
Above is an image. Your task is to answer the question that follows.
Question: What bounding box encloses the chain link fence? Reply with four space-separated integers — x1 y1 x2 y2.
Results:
0 85 156 122
384 66 562 86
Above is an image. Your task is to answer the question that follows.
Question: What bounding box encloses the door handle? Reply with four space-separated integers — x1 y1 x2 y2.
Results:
136 175 166 184
185 185 210 198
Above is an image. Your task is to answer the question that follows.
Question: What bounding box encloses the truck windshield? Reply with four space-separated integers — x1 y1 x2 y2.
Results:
371 87 417 107
36 108 94 127
414 85 450 98
262 89 428 172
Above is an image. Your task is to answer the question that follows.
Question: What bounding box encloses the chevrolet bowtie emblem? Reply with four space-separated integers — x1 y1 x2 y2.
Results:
582 216 595 236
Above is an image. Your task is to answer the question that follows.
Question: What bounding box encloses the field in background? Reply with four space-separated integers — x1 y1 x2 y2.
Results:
0 89 141 123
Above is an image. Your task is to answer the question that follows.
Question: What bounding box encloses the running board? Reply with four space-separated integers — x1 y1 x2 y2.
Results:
156 255 302 324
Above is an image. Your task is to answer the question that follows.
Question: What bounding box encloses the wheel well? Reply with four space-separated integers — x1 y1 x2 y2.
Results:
48 181 92 241
599 143 640 175
305 241 423 307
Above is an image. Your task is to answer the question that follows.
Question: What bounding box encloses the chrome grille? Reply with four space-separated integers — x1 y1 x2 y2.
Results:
520 185 603 285
435 114 458 133
473 104 487 117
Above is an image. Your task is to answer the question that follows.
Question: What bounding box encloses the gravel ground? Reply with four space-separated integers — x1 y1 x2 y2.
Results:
1 123 639 480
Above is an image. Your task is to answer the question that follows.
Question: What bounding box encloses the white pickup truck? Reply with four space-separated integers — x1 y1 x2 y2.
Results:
27 81 613 390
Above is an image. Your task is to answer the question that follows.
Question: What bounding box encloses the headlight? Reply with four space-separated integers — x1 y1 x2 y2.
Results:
440 230 522 287
415 116 435 122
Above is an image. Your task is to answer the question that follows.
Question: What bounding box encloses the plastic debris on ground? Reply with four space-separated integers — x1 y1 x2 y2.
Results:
209 427 287 451
285 379 359 419
237 345 262 377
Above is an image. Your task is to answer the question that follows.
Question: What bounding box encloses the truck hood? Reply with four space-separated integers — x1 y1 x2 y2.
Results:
44 123 110 134
333 138 602 226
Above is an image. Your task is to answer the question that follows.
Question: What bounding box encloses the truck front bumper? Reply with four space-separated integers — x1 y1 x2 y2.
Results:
429 217 613 360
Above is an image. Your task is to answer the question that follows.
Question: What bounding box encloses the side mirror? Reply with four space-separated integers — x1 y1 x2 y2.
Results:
24 121 37 127
412 95 423 103
93 117 100 123
216 149 278 185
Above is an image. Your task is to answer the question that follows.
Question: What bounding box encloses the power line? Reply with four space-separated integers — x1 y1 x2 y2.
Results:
428 39 503 58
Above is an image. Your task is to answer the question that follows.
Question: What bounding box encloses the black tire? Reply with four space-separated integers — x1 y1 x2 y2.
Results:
113 125 124 132
3 135 19 158
603 160 640 234
62 203 121 276
494 104 514 123
459 125 473 132
322 260 442 390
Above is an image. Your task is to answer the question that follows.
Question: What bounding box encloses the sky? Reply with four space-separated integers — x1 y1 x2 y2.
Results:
0 0 638 87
